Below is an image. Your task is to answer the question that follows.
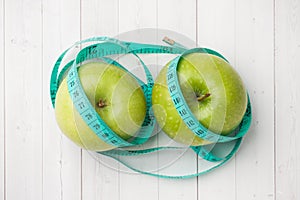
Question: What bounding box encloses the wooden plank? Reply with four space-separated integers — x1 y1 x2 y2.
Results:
235 0 275 199
197 0 236 199
80 0 119 39
119 0 157 33
0 0 5 199
157 0 198 199
275 0 300 199
4 0 43 199
118 1 159 200
42 0 82 200
80 1 120 200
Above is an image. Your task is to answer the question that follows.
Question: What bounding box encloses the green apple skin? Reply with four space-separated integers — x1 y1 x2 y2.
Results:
55 62 146 151
152 53 247 146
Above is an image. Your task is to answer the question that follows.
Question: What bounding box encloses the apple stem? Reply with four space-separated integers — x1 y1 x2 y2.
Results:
197 93 211 102
97 99 107 108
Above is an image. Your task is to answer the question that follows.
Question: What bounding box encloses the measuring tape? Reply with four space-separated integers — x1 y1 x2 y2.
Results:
167 48 252 143
50 36 252 179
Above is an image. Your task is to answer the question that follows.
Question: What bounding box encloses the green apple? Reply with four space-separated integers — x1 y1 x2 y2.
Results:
55 62 146 151
152 53 247 146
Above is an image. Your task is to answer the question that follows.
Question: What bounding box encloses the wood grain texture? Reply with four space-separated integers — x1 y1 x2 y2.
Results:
157 0 198 200
1 0 300 199
0 0 4 199
4 0 43 199
118 1 159 200
197 0 236 199
235 0 275 199
275 0 300 199
81 1 120 200
42 0 82 200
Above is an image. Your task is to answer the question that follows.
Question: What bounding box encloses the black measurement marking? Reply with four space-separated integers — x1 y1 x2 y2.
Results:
179 108 187 116
169 85 176 93
173 97 181 105
85 113 93 120
195 129 204 136
186 120 195 127
93 124 100 130
78 102 85 109
87 45 97 55
50 90 56 96
70 80 75 87
73 90 79 98
69 71 74 77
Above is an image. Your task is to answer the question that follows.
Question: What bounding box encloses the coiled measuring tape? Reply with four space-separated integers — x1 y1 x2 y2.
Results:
50 36 252 179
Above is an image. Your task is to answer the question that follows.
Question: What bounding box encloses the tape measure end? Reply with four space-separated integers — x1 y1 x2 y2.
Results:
162 36 175 45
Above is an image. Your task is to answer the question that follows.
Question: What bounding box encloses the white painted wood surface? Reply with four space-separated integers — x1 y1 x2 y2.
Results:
43 0 82 200
81 1 119 200
235 1 275 199
197 1 236 199
0 0 4 199
275 0 300 199
118 2 159 200
156 1 198 200
4 0 43 199
1 0 299 199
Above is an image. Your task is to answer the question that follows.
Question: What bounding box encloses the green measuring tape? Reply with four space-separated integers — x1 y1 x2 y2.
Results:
50 36 252 179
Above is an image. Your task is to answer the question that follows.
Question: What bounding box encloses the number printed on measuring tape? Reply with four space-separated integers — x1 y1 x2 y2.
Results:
50 36 252 179
166 48 252 143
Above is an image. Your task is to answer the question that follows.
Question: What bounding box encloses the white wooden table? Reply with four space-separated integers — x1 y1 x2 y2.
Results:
1 0 299 199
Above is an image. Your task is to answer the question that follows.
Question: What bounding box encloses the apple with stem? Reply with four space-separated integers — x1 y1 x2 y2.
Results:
55 62 146 151
152 53 247 146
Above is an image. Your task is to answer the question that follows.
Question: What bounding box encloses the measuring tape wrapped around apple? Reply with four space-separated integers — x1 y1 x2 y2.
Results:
50 36 252 179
